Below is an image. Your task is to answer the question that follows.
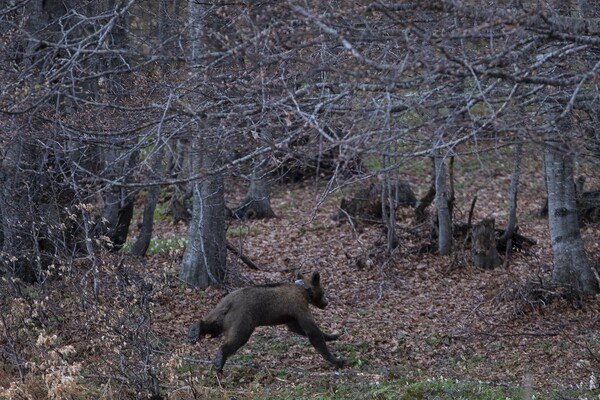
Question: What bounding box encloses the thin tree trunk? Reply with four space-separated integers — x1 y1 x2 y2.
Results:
499 143 522 266
415 158 436 223
381 154 399 253
130 0 171 256
130 143 165 256
94 151 137 251
434 150 452 256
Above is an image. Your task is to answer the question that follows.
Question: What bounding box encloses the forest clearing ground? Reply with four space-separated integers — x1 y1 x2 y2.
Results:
3 150 598 399
154 150 600 398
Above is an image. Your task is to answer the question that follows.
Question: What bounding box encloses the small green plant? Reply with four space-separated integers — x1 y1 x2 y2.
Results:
153 201 170 221
22 286 40 299
342 341 370 369
363 155 382 172
146 237 187 255
175 363 193 375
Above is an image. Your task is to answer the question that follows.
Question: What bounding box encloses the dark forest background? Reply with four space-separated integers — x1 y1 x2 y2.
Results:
1 1 599 398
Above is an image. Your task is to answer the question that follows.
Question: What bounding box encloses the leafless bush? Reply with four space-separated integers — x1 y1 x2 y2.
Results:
495 276 582 317
0 254 171 399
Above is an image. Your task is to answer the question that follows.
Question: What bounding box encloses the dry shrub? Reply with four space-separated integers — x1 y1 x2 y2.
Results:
1 254 168 399
495 277 580 316
0 372 68 400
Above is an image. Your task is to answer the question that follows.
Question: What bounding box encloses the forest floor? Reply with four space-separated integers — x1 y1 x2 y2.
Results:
1 148 599 399
150 148 600 399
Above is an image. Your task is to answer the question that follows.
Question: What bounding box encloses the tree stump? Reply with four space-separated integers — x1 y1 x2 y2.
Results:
472 218 500 269
232 195 276 220
232 162 277 220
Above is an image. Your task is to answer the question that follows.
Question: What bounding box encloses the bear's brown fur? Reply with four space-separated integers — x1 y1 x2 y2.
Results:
187 271 345 372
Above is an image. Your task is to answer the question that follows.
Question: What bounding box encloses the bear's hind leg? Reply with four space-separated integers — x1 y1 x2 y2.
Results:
213 323 255 372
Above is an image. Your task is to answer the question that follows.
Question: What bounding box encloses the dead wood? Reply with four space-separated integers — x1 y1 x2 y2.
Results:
332 180 416 224
495 277 583 317
472 218 500 269
226 241 261 270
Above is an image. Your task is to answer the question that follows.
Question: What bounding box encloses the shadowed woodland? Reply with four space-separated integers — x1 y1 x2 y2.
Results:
1 1 600 399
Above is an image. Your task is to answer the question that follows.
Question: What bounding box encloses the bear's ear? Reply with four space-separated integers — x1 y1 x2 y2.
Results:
311 271 321 285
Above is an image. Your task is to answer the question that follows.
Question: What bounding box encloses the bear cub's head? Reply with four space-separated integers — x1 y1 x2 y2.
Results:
295 271 329 309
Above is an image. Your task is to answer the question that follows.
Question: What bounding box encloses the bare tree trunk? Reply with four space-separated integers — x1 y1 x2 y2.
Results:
94 151 137 252
232 159 276 220
434 150 452 256
545 139 598 294
415 158 436 223
543 0 599 295
381 154 399 253
130 143 165 257
130 0 172 256
180 139 226 288
73 0 135 253
498 143 522 266
180 0 227 288
130 185 160 257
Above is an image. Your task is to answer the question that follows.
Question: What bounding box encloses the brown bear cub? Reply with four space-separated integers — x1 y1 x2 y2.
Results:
187 271 345 372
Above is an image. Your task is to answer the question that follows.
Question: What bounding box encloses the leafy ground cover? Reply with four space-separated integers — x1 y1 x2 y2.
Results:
164 150 599 399
1 149 599 399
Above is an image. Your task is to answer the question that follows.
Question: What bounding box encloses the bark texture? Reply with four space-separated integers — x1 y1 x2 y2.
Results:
472 218 500 269
179 0 227 288
232 163 276 220
180 148 226 288
435 152 452 256
545 142 598 294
